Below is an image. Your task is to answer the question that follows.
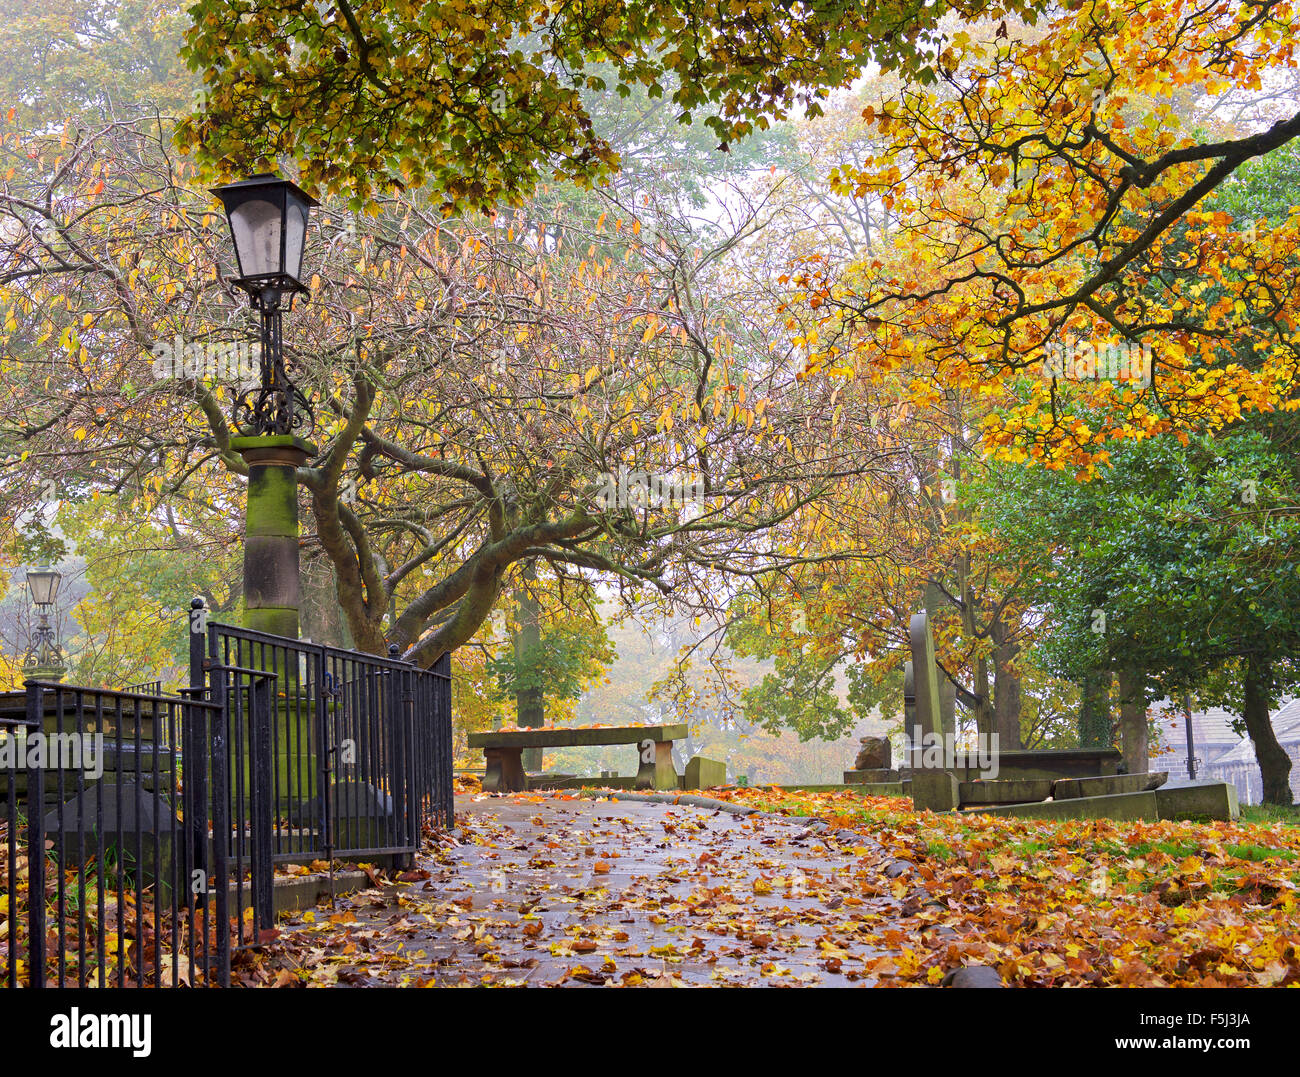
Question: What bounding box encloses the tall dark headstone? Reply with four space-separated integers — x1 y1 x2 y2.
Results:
909 611 959 811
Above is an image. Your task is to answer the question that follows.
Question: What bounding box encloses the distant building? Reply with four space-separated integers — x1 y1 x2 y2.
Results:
1152 701 1300 805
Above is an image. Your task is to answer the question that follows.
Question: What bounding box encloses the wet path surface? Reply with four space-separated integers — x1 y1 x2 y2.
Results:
274 793 910 986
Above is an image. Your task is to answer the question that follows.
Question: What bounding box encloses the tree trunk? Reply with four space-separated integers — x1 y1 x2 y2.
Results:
299 550 355 649
969 654 994 739
991 613 1022 751
1242 651 1294 806
1078 672 1111 748
920 420 957 742
1116 666 1148 774
514 559 544 771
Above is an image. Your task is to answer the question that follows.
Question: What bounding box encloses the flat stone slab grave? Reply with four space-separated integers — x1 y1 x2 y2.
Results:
469 724 687 793
965 779 1239 822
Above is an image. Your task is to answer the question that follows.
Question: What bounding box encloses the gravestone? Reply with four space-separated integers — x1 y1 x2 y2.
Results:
908 611 959 812
912 768 960 812
903 659 915 763
909 612 944 746
854 736 891 770
45 781 177 897
329 779 395 851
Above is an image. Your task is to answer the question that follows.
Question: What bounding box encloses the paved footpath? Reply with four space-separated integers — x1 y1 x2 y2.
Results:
272 792 929 987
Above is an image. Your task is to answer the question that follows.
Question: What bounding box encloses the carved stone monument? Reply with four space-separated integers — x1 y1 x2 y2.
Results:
908 611 959 812
854 736 891 771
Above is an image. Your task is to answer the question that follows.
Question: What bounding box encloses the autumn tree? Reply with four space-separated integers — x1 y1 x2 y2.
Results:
682 81 1044 748
801 1 1300 471
769 2 1300 759
0 110 893 675
176 0 1045 213
0 0 192 127
0 11 833 699
51 494 239 688
978 427 1300 802
962 135 1300 795
485 564 615 766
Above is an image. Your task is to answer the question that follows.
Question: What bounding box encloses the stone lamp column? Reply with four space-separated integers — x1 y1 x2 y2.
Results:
232 433 318 806
232 434 315 639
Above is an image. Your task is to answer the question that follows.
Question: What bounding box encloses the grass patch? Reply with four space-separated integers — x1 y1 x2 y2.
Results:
1224 843 1298 862
923 839 957 861
1240 804 1300 827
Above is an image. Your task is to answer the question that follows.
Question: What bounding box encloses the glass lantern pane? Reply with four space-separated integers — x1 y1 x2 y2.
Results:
285 201 309 282
230 197 283 278
26 568 61 605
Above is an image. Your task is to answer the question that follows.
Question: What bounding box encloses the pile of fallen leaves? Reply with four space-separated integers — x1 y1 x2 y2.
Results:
710 785 915 820
714 786 1300 986
1 817 234 987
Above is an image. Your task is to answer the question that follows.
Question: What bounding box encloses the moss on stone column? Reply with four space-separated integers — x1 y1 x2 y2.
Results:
233 435 315 641
233 435 317 802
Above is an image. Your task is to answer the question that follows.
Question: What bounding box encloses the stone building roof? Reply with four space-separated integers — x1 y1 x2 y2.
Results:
1154 703 1245 749
1154 698 1300 762
1210 700 1300 764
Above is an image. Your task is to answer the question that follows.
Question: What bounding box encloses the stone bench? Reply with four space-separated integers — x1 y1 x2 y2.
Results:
468 724 687 793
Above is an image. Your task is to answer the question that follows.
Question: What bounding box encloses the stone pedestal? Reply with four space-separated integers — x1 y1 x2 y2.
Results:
232 435 316 800
269 695 321 804
483 746 527 793
685 755 727 789
844 768 901 784
232 435 315 642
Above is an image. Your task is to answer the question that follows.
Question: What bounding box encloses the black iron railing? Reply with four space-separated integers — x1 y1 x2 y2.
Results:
189 608 454 863
1 682 225 987
1 606 453 988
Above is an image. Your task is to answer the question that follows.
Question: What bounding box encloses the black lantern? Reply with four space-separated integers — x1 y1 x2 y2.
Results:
26 566 62 608
23 566 64 671
211 174 318 301
211 173 319 436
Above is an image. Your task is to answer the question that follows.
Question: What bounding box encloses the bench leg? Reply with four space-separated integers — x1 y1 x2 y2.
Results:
635 739 679 791
483 747 527 793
